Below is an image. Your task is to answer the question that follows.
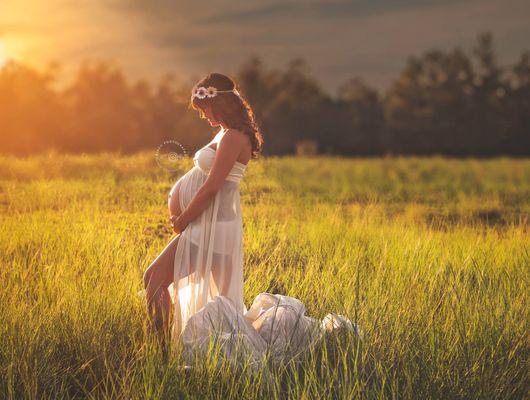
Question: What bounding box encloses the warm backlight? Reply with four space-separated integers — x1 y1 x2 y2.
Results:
0 41 7 67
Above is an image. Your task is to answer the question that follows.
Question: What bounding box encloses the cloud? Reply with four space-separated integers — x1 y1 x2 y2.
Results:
200 0 471 24
0 0 528 92
108 0 530 90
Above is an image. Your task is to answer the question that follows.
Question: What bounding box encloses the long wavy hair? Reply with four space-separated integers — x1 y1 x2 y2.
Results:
190 73 264 158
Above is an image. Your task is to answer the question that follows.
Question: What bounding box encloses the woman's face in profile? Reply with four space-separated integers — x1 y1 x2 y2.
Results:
199 106 220 127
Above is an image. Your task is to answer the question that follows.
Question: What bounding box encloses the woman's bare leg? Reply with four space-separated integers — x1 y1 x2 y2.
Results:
211 253 232 296
143 233 182 348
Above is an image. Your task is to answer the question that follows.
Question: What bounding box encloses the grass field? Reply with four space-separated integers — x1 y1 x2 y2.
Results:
0 153 528 399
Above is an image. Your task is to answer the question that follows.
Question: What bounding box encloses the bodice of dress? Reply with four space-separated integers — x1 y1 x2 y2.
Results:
193 146 247 184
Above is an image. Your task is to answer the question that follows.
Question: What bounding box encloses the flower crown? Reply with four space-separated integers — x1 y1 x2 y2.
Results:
191 85 240 99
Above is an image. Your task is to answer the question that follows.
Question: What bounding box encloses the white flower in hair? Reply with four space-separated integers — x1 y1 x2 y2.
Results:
206 86 217 97
192 85 239 99
193 86 208 99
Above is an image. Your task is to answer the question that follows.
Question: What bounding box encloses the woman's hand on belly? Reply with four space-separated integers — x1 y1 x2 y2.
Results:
170 214 188 235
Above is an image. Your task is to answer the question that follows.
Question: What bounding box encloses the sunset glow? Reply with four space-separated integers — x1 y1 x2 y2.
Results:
0 42 7 67
0 0 528 91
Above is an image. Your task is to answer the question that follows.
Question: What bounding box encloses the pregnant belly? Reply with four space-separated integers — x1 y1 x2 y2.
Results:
168 167 237 222
168 179 183 218
168 167 204 218
167 175 190 216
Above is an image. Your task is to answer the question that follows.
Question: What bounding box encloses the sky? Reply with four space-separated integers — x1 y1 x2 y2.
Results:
0 0 528 94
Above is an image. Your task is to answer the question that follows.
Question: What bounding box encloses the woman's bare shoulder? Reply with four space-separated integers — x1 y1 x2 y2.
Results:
223 128 251 148
224 128 247 140
222 128 252 163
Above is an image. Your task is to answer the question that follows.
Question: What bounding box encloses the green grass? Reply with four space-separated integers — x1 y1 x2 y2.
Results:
0 152 528 399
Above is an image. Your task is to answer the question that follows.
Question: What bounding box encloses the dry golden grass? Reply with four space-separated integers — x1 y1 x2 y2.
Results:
0 153 528 399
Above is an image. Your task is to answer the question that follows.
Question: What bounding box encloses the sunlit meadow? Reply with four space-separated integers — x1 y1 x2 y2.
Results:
0 153 528 399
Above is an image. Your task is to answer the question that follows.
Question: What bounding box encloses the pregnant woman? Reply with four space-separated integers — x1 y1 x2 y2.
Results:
143 72 262 348
143 73 357 368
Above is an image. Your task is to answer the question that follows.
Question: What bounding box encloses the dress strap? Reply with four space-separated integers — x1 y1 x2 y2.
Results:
213 127 225 142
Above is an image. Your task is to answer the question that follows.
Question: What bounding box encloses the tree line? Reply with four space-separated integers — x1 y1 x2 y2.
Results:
0 32 528 157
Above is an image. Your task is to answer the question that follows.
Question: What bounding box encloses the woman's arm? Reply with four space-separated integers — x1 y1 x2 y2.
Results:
171 130 246 234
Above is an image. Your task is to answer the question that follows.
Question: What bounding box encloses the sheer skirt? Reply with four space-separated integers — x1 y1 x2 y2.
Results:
169 166 247 342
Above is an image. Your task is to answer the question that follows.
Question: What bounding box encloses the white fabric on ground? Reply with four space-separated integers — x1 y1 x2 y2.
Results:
180 292 360 371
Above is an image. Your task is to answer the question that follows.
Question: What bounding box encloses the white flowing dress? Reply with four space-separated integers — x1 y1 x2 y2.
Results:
169 128 360 369
169 128 248 340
